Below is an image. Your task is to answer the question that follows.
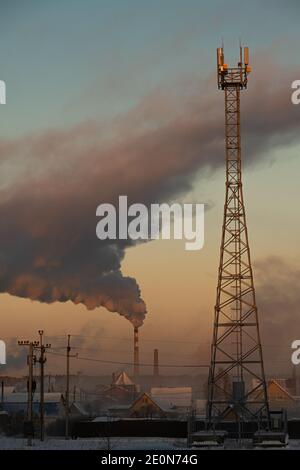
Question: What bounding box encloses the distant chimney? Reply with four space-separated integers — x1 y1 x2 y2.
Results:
133 326 139 377
153 349 159 378
293 364 298 395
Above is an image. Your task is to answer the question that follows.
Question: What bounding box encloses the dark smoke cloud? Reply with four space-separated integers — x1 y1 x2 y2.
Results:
255 257 300 371
0 58 298 326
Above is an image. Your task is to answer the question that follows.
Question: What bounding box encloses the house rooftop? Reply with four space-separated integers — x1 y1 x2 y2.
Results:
150 387 192 409
114 371 135 387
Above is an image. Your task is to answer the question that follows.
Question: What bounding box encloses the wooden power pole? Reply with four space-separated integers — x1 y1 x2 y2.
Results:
65 335 77 439
18 340 39 446
37 330 51 441
65 334 71 439
28 342 34 446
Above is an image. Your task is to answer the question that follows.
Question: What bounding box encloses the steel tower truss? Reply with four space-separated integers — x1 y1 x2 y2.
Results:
207 47 269 426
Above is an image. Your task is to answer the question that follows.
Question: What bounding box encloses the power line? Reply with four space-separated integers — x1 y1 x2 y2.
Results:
47 350 209 368
64 334 206 345
6 335 291 349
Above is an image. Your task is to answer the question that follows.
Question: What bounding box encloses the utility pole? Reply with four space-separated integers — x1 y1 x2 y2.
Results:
37 330 51 441
28 342 34 446
65 335 77 439
18 340 39 446
65 334 70 439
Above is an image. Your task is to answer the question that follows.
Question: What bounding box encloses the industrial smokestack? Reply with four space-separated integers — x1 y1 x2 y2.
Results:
133 326 139 377
293 364 298 396
153 349 159 378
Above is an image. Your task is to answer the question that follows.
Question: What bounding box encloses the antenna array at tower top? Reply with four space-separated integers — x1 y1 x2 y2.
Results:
217 46 252 90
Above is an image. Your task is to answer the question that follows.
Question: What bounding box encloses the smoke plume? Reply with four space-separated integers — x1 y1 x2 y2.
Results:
255 256 300 371
0 58 299 326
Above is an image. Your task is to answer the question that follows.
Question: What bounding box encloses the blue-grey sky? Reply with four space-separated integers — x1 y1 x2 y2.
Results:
0 0 299 137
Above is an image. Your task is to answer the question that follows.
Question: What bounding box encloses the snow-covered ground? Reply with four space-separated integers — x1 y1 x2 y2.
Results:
1 436 300 450
0 437 187 450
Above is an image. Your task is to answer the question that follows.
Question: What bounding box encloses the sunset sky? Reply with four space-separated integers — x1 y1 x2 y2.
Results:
0 0 300 376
